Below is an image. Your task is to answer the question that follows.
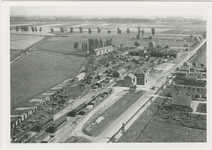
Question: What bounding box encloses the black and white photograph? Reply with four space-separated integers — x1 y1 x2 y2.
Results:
1 1 212 149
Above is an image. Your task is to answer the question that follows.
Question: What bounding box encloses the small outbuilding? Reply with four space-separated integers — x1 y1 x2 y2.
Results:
171 94 193 112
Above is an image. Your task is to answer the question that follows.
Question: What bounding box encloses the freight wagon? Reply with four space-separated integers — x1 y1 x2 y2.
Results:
46 116 67 133
67 103 87 117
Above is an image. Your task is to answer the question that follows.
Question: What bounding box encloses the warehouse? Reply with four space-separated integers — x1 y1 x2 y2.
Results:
151 47 183 58
46 116 67 133
128 47 151 58
34 117 53 132
67 103 87 117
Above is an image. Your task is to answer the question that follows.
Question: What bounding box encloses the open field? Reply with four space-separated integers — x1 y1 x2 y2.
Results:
83 90 146 136
136 121 206 142
10 34 44 50
37 36 193 55
160 29 206 35
118 97 164 142
11 50 23 61
11 51 85 108
37 37 85 54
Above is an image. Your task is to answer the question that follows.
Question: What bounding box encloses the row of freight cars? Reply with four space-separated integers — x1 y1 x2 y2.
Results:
67 88 113 117
14 116 68 143
16 88 113 143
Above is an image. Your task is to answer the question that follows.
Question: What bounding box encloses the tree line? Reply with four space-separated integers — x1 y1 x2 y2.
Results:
14 26 42 35
74 38 113 51
57 26 156 39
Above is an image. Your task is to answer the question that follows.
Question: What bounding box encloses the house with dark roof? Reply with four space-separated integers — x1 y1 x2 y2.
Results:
171 94 193 112
113 68 127 78
133 67 146 85
124 73 137 86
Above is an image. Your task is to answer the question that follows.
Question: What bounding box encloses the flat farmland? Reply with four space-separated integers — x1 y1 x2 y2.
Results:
160 29 206 35
10 34 44 50
37 37 87 54
11 51 85 109
40 36 193 51
136 121 206 142
10 50 23 61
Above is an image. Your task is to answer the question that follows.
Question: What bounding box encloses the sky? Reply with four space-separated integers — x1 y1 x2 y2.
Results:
10 2 209 19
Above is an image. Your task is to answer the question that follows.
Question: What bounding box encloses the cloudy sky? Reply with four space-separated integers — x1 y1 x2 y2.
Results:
10 2 209 19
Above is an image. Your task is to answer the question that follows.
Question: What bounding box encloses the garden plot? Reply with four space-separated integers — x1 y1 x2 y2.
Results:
11 51 85 108
136 121 206 142
195 48 206 67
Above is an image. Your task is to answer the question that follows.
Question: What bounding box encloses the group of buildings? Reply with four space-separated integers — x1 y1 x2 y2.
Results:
11 78 74 130
175 62 206 87
112 67 146 86
129 41 187 59
89 46 114 56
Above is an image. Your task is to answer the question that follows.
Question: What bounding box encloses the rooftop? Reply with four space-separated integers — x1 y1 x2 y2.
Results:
172 94 192 107
133 67 145 74
127 73 137 79
117 68 127 75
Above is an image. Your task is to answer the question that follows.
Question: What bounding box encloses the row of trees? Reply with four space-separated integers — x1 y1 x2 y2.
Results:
15 26 42 35
73 38 113 51
57 26 156 38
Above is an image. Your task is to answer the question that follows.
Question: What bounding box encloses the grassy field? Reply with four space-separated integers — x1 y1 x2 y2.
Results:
11 51 85 109
160 29 206 35
10 34 44 50
136 121 206 142
82 90 146 136
37 37 85 54
118 97 164 142
37 35 193 55
10 50 23 61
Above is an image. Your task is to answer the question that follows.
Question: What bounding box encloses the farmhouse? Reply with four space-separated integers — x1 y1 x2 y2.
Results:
124 73 137 86
75 72 86 81
113 68 127 78
171 94 193 112
90 46 113 56
133 67 146 85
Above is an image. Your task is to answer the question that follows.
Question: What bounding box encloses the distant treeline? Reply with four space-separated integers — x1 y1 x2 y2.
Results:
10 16 206 24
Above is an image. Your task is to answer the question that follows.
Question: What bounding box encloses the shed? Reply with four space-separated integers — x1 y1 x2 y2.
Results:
113 68 127 77
171 94 192 112
34 117 53 132
46 116 67 133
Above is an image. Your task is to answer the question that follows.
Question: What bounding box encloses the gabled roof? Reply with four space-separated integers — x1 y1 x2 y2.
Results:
127 73 137 79
172 94 192 107
117 68 127 75
133 67 145 74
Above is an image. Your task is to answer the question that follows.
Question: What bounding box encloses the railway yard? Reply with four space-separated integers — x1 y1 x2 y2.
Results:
10 20 207 143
